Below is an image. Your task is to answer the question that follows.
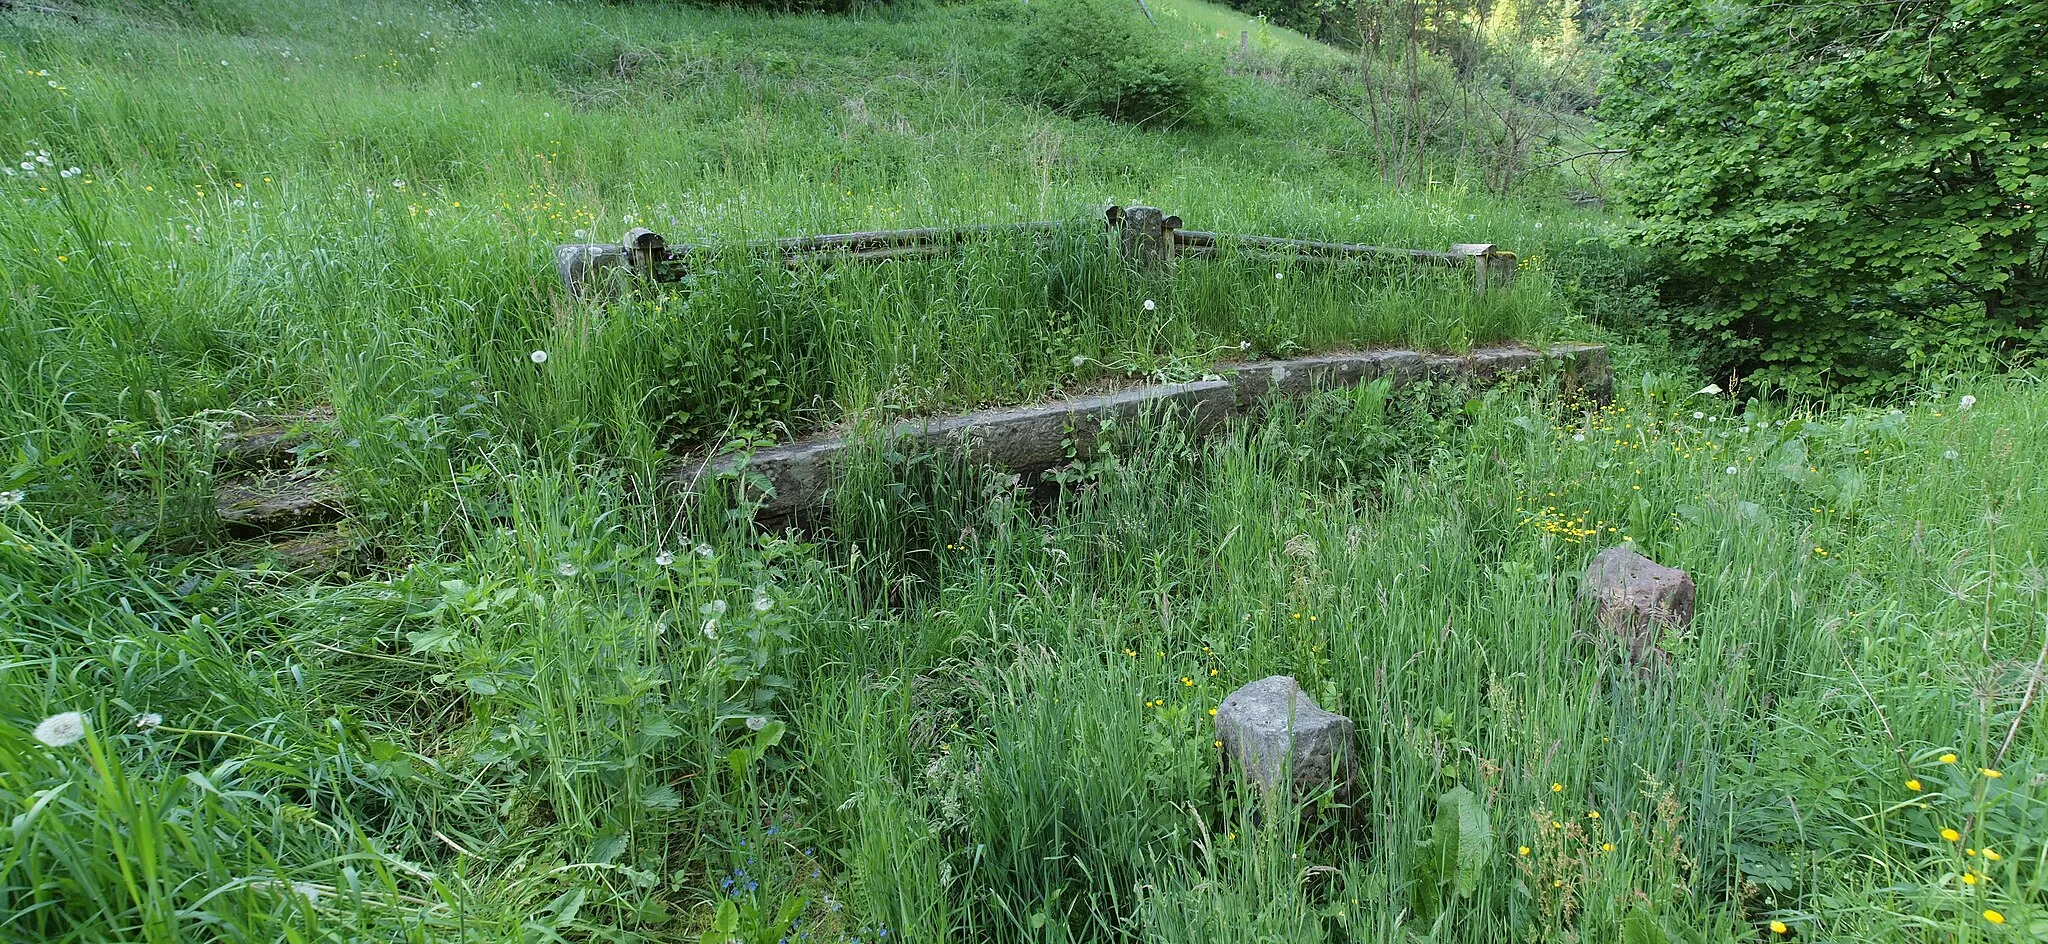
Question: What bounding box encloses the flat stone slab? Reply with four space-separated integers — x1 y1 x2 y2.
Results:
244 528 356 576
672 343 1609 517
216 470 348 534
217 409 333 472
1215 675 1356 795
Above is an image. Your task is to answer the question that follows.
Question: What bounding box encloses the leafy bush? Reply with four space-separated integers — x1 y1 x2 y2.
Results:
1602 0 2048 395
1014 0 1217 126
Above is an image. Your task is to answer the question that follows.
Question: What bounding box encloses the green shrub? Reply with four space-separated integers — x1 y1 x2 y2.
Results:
1014 0 1217 126
1602 0 2048 395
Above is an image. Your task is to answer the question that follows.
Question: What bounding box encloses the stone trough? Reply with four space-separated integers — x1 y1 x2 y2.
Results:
671 342 1610 517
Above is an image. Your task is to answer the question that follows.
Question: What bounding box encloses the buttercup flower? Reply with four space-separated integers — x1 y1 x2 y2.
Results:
1768 920 1787 935
1941 827 1962 842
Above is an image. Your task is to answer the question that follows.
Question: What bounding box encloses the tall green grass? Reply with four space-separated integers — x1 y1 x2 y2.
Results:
7 365 2043 941
10 2 2035 943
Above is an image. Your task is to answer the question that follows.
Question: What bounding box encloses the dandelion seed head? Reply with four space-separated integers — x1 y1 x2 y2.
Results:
745 715 769 731
0 489 25 510
700 599 728 618
1959 395 1976 410
529 349 548 364
134 712 163 731
557 562 577 577
694 543 714 559
1944 449 1959 461
1572 433 1586 442
1072 354 1086 368
33 712 86 747
655 551 675 566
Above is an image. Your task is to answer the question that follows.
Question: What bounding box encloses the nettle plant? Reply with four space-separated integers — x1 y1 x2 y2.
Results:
1602 0 2048 395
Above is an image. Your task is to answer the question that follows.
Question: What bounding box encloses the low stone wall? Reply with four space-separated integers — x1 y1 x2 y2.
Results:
670 343 1610 517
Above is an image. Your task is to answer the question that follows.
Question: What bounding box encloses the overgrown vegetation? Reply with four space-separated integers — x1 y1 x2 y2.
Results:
1602 0 2048 394
1014 0 1218 125
1 0 2042 942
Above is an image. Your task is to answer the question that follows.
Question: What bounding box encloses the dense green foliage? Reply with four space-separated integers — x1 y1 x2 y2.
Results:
1014 0 1217 125
1603 0 2048 394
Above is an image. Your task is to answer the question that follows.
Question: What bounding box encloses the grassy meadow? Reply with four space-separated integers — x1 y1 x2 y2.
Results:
1 1 2043 943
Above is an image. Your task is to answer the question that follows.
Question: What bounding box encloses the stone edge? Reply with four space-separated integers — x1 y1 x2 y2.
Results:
672 343 1612 517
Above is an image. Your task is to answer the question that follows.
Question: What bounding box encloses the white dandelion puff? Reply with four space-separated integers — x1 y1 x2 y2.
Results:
1959 395 1976 410
744 715 769 731
694 543 714 559
700 599 728 618
528 350 548 364
1944 449 1959 461
1239 340 1251 350
391 179 406 189
654 551 675 567
470 81 483 89
1572 433 1586 442
752 591 774 613
1692 411 1705 420
33 712 87 747
134 712 163 731
1142 299 1156 312
1274 272 1284 280
0 489 25 510
557 562 577 577
1071 354 1086 368
1726 466 1739 475
702 619 719 640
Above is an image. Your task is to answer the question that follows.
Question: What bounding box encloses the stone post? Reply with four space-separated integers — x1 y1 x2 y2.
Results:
1109 204 1181 274
1450 243 1517 297
623 228 667 279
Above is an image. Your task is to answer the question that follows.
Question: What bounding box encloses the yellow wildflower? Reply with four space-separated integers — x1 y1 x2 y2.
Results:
1983 910 2004 925
1769 920 1788 935
1942 828 1962 842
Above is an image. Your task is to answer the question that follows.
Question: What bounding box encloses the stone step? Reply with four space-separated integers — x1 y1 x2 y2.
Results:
215 469 348 534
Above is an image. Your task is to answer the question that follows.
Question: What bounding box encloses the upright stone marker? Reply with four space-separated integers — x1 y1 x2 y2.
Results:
1110 204 1182 274
1214 675 1356 797
1577 545 1695 666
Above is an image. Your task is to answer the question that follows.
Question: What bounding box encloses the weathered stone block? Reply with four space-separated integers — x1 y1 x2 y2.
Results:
555 243 628 298
1214 675 1356 796
1577 545 1694 665
215 470 347 534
